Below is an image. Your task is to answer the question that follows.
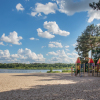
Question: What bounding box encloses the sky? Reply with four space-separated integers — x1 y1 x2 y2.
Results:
0 0 100 64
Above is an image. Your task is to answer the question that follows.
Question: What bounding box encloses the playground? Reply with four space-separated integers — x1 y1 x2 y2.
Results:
71 57 100 77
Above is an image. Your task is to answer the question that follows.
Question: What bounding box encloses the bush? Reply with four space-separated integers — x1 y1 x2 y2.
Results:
50 67 53 72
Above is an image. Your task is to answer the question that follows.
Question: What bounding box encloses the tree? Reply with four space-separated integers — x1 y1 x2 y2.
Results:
75 24 100 63
89 0 100 10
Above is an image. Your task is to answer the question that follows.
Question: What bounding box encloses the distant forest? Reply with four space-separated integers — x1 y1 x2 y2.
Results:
0 63 75 69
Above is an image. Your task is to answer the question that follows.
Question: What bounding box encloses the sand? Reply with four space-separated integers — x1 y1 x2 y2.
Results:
0 73 100 100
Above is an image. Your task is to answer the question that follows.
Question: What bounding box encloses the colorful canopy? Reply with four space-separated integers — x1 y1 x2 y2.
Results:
97 58 100 64
88 58 94 63
76 57 81 63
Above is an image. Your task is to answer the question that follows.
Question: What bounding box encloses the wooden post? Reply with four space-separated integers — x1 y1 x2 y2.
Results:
76 64 77 76
71 67 73 76
92 64 93 76
98 64 100 76
94 63 95 77
79 63 81 77
84 63 85 76
88 63 90 76
97 65 98 77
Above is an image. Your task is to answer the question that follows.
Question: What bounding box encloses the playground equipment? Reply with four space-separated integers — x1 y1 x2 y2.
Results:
71 57 97 77
88 58 95 76
97 58 100 76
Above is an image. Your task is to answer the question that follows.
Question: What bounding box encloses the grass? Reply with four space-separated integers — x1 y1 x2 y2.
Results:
47 71 61 73
62 70 71 73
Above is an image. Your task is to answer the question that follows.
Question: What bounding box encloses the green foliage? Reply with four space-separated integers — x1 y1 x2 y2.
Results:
0 63 75 69
89 0 100 10
75 24 100 63
50 67 53 72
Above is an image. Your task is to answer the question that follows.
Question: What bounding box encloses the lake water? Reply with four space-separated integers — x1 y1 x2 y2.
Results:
0 69 63 73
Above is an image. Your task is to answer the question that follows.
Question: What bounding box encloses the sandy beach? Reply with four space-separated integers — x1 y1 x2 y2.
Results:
0 73 100 100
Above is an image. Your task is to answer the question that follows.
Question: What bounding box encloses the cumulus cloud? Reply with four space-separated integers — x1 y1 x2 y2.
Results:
16 3 25 11
0 48 45 63
41 46 46 48
65 45 69 48
47 50 79 63
0 42 4 45
37 28 55 39
44 21 70 36
30 2 57 16
88 10 100 23
29 0 100 22
48 41 63 48
18 48 45 62
55 0 99 23
43 16 47 19
73 42 78 47
29 37 39 40
37 21 70 39
0 31 23 45
47 51 58 56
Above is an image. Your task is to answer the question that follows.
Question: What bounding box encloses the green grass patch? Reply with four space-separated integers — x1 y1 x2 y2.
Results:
62 70 71 73
47 71 61 73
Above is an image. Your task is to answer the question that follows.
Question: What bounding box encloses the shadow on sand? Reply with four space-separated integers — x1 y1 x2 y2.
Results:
0 73 100 100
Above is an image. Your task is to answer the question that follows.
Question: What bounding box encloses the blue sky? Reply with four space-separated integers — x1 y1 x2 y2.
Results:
0 0 100 63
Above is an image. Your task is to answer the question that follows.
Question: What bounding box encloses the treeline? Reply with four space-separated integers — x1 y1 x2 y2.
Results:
0 63 75 69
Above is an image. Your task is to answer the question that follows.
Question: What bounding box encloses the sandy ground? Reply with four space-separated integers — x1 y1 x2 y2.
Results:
0 73 100 100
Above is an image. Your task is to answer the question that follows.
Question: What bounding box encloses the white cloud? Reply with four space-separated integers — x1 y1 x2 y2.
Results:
43 16 47 19
44 21 70 36
16 3 25 11
30 37 35 40
88 10 100 23
41 46 46 48
47 50 79 63
30 2 58 16
48 41 63 48
0 31 23 45
37 21 70 39
0 48 45 63
65 45 69 48
37 28 55 39
47 51 58 56
30 37 39 40
29 0 100 22
65 49 69 51
73 42 78 47
55 0 99 23
97 23 100 26
38 13 42 16
17 48 45 62
0 42 4 45
9 45 12 47
31 12 37 16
